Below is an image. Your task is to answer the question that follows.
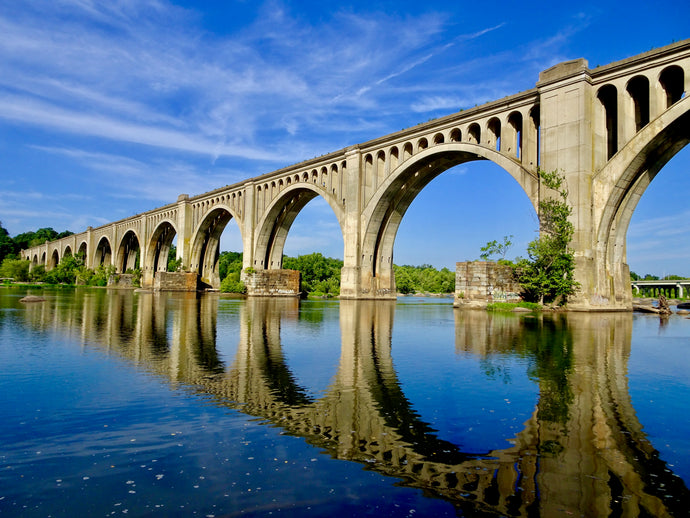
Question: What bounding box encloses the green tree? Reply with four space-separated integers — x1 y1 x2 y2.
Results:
283 252 343 297
516 169 577 306
44 255 84 284
220 271 246 293
480 235 513 261
167 245 183 272
0 257 30 281
0 222 18 263
13 227 73 250
218 251 243 281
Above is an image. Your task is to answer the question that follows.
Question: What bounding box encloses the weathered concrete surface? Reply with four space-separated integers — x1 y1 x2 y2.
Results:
21 40 690 310
153 272 199 292
107 273 137 288
242 269 300 297
454 261 521 308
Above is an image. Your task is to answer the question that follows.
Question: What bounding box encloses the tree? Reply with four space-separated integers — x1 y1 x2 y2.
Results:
0 257 30 281
0 222 18 263
480 235 513 261
516 169 578 306
13 227 73 250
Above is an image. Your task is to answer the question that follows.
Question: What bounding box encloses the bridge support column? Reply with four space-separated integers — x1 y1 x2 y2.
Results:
340 147 365 299
175 194 193 272
538 59 631 310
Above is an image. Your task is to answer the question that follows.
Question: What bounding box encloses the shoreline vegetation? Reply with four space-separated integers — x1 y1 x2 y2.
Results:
3 223 689 310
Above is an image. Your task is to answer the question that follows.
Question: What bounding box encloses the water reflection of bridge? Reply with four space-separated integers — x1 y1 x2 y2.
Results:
20 291 689 516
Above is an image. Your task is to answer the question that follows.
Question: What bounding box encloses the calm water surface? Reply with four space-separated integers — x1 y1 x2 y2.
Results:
1 287 689 516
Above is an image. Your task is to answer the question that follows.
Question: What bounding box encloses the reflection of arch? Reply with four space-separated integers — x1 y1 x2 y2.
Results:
190 206 241 289
94 236 112 266
21 291 690 515
594 98 690 295
117 230 140 272
360 144 538 293
239 298 313 406
253 184 345 271
146 221 177 274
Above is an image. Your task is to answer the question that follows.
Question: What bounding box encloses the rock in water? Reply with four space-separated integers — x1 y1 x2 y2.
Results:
20 295 46 303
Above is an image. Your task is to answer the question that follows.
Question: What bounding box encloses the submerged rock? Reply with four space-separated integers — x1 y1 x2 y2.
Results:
20 295 45 303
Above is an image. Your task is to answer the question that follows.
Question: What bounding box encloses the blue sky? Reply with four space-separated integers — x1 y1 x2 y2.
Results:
0 0 689 276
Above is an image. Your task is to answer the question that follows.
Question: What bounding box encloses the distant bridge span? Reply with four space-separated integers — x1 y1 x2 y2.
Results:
23 40 690 310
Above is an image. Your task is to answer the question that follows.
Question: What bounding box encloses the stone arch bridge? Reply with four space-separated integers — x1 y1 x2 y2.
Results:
22 40 690 310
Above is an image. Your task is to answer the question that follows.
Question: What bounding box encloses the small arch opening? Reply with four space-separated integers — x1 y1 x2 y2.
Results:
468 123 481 144
597 84 618 160
627 75 650 132
659 65 685 108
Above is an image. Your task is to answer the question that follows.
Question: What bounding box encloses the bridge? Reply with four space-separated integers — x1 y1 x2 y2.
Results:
17 293 690 515
21 39 690 310
631 279 690 298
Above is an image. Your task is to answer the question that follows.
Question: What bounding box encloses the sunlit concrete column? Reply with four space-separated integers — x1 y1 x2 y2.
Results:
650 72 667 120
339 146 364 298
538 59 616 309
242 181 256 271
174 194 192 271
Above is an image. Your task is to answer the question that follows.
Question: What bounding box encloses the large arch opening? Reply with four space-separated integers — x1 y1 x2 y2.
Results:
254 184 345 297
190 206 242 290
255 186 345 270
77 241 87 262
48 249 59 270
94 237 112 266
147 221 178 275
361 145 539 296
627 145 690 279
117 230 141 273
595 99 690 302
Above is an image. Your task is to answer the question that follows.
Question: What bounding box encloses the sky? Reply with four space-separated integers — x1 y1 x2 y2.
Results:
0 0 689 276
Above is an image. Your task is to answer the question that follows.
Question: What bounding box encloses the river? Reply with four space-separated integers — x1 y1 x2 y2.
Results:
1 287 689 516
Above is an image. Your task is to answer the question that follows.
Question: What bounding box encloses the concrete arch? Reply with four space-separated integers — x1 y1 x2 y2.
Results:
189 205 243 289
94 236 113 267
116 229 141 272
253 183 346 271
359 143 539 295
63 245 72 257
77 241 87 261
593 97 690 302
48 248 59 270
145 219 178 274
